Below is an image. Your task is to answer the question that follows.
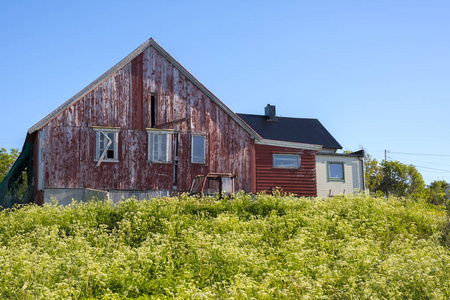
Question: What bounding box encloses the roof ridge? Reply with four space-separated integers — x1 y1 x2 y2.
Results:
237 113 318 121
28 38 261 140
238 112 342 149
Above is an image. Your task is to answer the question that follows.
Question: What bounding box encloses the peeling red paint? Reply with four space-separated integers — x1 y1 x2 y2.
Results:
39 46 253 193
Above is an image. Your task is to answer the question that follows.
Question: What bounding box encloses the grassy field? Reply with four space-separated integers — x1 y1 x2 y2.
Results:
0 193 449 299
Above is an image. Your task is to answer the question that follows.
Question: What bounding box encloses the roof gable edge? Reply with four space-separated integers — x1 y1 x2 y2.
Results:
28 38 154 134
28 38 261 140
149 40 261 140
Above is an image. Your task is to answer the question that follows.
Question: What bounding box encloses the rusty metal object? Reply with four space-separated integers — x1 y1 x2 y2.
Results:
189 173 237 198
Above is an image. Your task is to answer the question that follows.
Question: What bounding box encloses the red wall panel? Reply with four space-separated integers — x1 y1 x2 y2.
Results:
39 46 253 193
255 144 317 197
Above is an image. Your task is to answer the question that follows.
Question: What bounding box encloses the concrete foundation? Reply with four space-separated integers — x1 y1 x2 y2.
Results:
108 190 170 203
43 188 170 205
44 188 109 205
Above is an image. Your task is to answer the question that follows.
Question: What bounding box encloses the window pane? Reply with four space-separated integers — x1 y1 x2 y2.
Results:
192 136 205 164
149 132 171 163
97 131 117 160
155 134 167 161
222 177 233 194
154 135 159 160
99 137 105 153
190 177 204 194
107 133 115 150
206 178 220 195
107 150 115 159
329 163 344 179
160 135 167 161
273 154 300 168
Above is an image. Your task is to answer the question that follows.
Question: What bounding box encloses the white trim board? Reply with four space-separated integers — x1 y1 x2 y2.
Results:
256 139 322 151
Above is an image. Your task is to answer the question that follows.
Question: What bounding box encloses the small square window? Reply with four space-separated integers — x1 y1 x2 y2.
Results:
148 129 173 163
94 128 120 164
273 154 300 169
328 162 345 182
192 135 206 164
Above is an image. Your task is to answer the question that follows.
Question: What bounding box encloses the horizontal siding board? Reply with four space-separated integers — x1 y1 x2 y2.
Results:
316 154 364 197
255 144 317 197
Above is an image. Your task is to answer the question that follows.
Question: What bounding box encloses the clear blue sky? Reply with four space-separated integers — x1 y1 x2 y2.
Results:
1 0 449 184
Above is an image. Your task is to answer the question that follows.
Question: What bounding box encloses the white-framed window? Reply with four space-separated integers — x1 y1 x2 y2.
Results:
191 134 206 164
148 129 173 163
93 127 120 165
273 153 300 169
327 162 345 182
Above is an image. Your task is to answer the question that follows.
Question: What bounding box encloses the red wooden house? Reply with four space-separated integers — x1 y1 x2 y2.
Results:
0 38 322 207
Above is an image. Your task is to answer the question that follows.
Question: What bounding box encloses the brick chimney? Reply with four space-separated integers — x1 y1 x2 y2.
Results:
265 104 278 121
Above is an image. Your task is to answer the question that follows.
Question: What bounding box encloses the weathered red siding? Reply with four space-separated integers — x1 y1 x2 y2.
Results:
39 46 253 193
255 144 317 196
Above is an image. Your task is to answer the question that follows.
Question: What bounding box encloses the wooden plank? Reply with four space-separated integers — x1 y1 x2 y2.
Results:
38 44 255 195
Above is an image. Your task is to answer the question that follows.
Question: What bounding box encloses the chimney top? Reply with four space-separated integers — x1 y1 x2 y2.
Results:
265 104 278 121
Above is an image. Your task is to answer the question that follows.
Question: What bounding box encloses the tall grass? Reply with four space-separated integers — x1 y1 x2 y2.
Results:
0 193 449 299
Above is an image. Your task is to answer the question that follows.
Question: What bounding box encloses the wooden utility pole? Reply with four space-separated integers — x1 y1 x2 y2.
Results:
385 149 388 198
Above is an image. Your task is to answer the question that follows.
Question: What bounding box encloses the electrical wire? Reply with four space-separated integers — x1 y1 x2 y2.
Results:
415 166 450 173
387 150 450 182
388 151 450 157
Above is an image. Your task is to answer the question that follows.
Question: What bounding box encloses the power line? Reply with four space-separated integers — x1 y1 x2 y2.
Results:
389 151 450 157
415 166 450 173
385 150 450 182
401 158 450 166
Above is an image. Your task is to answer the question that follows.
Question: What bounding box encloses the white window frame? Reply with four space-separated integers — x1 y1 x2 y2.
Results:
93 127 120 166
273 153 300 169
191 134 206 164
147 129 173 163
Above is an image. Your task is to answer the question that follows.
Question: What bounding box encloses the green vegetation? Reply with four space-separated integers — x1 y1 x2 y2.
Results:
364 154 427 200
363 149 449 204
428 180 450 206
0 148 19 182
1 193 449 299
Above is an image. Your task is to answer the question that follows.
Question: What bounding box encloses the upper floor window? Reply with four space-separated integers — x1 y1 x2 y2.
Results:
192 135 206 164
148 129 173 163
94 127 120 166
273 153 300 169
327 162 345 182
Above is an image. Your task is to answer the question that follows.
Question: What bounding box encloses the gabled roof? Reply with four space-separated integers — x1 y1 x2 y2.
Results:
237 113 342 150
28 38 261 140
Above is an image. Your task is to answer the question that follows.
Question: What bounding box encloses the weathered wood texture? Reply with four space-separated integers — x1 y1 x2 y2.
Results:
38 46 253 193
255 144 317 196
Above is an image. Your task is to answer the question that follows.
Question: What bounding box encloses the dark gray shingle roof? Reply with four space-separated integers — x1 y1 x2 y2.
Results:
237 113 342 150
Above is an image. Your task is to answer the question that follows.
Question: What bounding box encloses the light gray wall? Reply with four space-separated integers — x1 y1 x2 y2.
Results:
316 155 365 197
